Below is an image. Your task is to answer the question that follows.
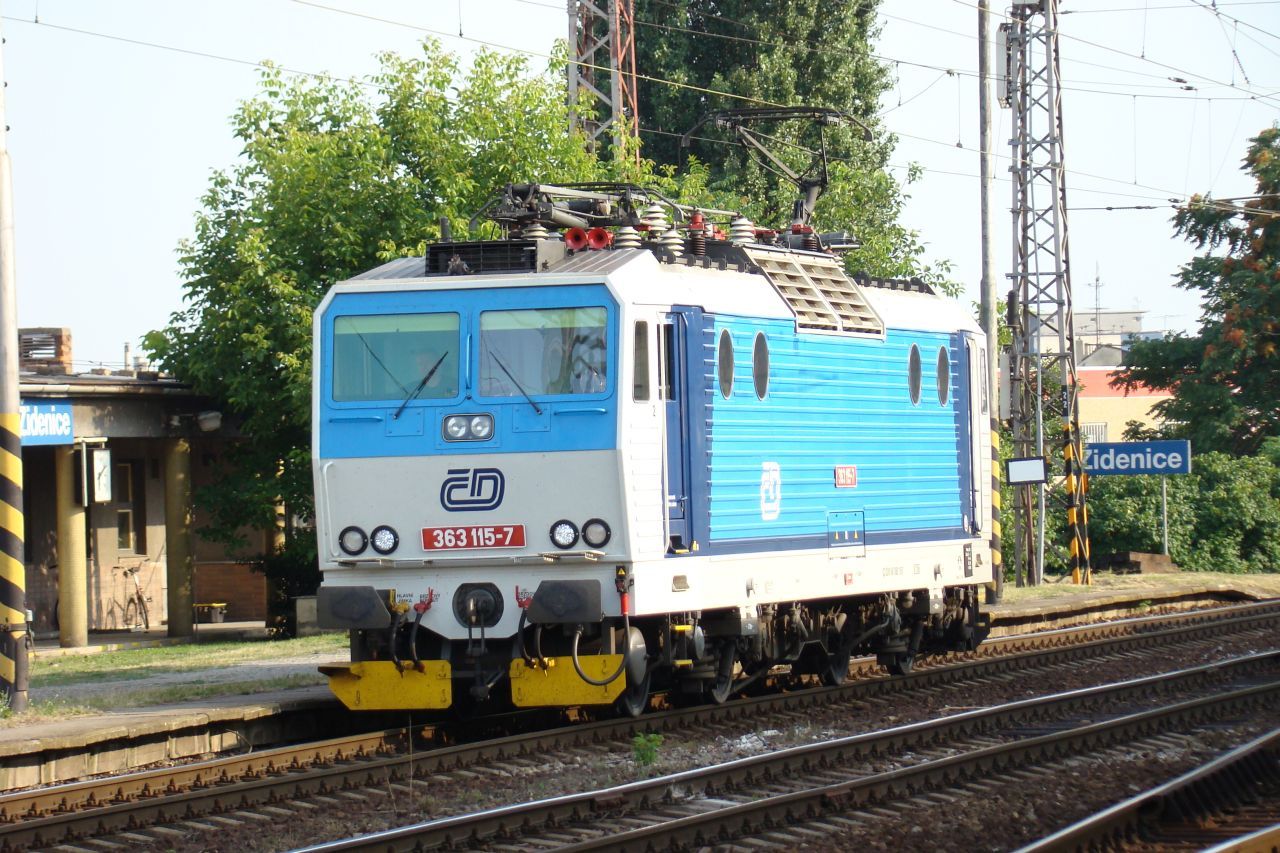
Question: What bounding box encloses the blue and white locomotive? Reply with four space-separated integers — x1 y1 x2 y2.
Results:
313 182 993 714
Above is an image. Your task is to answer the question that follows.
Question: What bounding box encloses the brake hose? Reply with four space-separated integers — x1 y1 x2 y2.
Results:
388 610 406 673
571 610 630 687
409 605 425 670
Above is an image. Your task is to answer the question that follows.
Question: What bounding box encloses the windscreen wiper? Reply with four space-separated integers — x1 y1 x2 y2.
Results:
351 328 409 395
393 351 448 420
488 348 542 415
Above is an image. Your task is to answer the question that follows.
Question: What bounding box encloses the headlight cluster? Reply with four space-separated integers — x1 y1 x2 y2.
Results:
443 413 494 441
548 518 611 550
338 524 399 556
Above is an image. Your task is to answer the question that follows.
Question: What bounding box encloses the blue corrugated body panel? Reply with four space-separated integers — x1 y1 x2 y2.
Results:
705 316 967 545
318 284 618 458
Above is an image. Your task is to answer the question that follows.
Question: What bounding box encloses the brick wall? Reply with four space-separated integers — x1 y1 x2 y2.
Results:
193 562 267 622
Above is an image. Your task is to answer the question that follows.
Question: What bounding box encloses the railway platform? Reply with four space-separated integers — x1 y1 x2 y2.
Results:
2 573 1277 791
30 619 270 659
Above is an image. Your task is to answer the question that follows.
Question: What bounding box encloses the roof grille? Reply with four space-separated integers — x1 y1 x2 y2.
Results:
743 249 883 335
426 240 538 275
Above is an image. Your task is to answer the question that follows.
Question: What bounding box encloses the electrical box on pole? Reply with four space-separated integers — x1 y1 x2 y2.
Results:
567 0 639 157
999 0 1091 587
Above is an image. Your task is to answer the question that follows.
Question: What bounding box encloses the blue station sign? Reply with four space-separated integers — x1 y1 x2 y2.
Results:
1084 440 1192 476
19 400 75 446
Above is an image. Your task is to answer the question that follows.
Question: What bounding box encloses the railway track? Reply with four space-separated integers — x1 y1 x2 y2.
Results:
1022 727 1280 852
3 600 1278 851
299 651 1280 851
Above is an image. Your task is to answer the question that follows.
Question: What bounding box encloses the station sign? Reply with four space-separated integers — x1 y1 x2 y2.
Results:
19 400 74 446
1084 440 1191 476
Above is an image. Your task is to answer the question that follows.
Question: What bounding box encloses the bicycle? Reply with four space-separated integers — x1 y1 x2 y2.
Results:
121 565 151 631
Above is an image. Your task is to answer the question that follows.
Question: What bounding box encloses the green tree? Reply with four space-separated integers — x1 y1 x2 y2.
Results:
145 41 599 563
632 0 955 291
1115 126 1280 454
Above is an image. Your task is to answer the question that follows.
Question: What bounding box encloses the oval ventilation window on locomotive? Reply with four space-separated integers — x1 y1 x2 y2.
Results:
718 329 735 399
752 332 769 400
937 345 951 406
908 344 922 405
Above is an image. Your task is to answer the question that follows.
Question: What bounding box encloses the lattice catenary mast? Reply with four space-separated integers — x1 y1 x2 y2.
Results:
567 0 639 153
998 0 1091 586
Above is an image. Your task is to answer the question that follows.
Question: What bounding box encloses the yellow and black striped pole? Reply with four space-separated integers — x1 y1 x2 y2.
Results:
0 416 24 710
989 418 1003 600
1063 422 1091 585
0 24 28 711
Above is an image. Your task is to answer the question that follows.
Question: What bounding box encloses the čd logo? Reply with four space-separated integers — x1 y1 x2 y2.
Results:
441 468 505 512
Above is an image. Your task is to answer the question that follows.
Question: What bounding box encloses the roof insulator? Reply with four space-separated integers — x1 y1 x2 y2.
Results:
659 227 685 258
729 215 755 245
613 225 642 249
641 203 668 234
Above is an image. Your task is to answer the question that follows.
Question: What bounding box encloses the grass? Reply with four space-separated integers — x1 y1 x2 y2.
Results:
995 570 1280 603
30 633 348 688
1 673 328 729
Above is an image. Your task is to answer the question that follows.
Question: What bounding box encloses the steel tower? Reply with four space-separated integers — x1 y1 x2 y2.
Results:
567 0 639 154
999 0 1090 586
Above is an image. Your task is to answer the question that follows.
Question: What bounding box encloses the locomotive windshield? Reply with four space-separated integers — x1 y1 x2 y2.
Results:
479 307 608 397
332 313 460 402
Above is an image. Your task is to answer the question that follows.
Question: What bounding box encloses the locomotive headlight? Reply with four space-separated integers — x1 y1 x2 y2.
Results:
370 525 399 555
581 518 611 549
444 415 469 440
338 526 368 556
443 413 494 441
469 415 493 439
549 519 579 549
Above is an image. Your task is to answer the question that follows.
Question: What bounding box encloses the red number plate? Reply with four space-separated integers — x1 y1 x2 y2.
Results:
421 524 526 551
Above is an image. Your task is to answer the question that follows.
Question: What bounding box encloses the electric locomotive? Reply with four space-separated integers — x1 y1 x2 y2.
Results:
313 179 993 715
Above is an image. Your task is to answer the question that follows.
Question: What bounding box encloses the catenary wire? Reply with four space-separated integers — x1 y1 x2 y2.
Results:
948 0 1280 106
627 1 1273 102
637 0 1276 95
6 7 1270 219
287 0 1278 207
640 125 1279 219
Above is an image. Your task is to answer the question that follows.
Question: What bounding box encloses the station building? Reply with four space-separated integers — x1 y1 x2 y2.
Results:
17 328 268 646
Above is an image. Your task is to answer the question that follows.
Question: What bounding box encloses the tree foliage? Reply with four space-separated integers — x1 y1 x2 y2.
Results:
145 42 600 552
1115 126 1280 454
633 0 955 291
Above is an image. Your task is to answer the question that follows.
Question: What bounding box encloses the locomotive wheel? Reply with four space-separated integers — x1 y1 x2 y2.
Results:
707 647 737 705
885 653 914 676
822 647 852 686
617 667 651 717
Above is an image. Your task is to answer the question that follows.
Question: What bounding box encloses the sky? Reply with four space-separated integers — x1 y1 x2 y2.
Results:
2 0 1277 369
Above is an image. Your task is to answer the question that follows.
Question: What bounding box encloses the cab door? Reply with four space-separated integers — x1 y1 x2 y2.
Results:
660 313 691 551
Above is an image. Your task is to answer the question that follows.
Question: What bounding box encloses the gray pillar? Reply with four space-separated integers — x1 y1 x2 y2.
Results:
164 438 194 637
54 446 87 647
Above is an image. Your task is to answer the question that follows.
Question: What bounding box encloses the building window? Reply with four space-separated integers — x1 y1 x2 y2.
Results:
1082 422 1108 445
113 462 145 553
